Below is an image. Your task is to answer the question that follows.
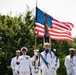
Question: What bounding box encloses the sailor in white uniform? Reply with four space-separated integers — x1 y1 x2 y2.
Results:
51 49 60 75
17 47 32 75
64 48 76 75
40 42 54 75
31 49 41 75
11 50 21 75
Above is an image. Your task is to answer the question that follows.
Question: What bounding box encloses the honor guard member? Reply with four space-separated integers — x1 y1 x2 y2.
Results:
40 42 54 75
31 49 41 75
64 48 76 75
17 47 32 75
11 50 21 75
51 49 60 75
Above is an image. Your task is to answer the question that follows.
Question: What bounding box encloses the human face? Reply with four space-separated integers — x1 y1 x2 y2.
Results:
70 50 74 55
16 52 21 57
22 50 27 55
44 45 50 50
34 52 39 56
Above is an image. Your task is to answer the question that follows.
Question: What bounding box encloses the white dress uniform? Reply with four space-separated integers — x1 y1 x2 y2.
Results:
51 54 60 75
11 56 19 75
64 55 76 75
40 50 54 75
18 55 32 75
31 56 41 75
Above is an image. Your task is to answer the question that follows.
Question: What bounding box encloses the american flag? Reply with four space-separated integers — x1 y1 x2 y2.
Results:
46 14 74 42
35 7 44 37
35 7 74 42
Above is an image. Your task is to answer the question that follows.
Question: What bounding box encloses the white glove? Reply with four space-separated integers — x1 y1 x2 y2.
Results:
70 63 74 66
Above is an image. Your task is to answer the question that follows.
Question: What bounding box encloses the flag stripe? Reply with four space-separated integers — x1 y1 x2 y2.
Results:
61 22 74 31
35 31 44 37
52 18 71 31
52 23 70 31
48 28 71 36
49 29 73 41
35 23 44 30
35 29 44 33
49 32 72 38
50 36 73 42
35 23 44 37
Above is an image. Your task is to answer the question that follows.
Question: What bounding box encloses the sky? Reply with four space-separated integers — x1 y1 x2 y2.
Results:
0 0 76 37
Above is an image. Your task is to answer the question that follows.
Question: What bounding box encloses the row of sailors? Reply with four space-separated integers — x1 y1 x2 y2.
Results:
11 42 76 75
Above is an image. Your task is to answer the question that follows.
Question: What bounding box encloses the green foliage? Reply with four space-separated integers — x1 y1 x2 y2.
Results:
0 7 76 75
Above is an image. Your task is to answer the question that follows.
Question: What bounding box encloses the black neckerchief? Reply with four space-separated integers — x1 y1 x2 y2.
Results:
70 54 74 58
45 49 49 54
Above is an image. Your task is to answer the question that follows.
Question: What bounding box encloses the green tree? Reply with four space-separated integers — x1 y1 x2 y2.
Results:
0 7 35 75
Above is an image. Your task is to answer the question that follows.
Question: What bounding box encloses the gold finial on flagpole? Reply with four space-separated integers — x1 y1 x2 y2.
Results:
34 0 38 50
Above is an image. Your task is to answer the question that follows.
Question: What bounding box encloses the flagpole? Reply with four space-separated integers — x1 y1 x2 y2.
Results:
44 10 46 43
34 0 38 50
35 34 37 50
43 11 52 50
44 11 50 43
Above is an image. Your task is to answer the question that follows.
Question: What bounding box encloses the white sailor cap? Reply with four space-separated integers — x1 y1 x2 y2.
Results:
53 49 56 52
69 48 75 51
21 47 28 51
44 42 50 46
16 50 21 52
34 49 39 52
